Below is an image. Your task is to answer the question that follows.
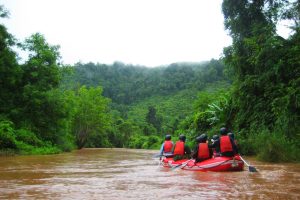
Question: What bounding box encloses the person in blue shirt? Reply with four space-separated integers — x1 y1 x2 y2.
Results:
159 134 174 158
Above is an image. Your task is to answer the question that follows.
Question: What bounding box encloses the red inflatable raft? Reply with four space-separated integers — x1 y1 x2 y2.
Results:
161 155 244 172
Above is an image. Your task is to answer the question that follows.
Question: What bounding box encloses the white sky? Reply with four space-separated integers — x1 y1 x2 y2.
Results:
2 1 234 67
1 0 235 67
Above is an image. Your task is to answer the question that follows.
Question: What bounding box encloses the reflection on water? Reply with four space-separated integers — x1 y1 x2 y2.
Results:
0 148 299 199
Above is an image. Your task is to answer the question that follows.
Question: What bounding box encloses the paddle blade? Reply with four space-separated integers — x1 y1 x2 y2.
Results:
152 153 161 158
248 165 257 172
171 159 192 170
153 153 173 158
171 163 183 170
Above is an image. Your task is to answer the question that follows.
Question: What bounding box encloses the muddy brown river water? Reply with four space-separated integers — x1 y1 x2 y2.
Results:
0 148 299 199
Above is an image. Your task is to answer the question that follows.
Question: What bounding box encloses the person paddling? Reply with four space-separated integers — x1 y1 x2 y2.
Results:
211 135 220 157
172 134 191 161
192 134 212 163
212 127 238 157
228 132 237 145
228 132 239 155
159 134 174 158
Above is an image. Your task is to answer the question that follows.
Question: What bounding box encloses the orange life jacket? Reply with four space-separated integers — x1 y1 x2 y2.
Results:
197 143 210 159
173 141 184 155
220 135 233 153
163 141 173 153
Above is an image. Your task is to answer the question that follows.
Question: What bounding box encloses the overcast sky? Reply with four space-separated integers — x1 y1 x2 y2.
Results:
0 0 286 67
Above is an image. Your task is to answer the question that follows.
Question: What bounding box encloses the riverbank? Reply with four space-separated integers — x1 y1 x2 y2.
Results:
0 146 300 163
0 146 62 156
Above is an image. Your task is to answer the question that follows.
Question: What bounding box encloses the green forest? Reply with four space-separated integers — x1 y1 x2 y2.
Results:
0 1 299 162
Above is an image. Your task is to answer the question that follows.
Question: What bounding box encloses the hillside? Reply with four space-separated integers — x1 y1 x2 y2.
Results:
64 60 226 105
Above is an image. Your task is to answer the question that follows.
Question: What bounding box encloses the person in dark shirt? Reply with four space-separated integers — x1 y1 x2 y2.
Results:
228 132 239 155
172 134 191 161
211 127 238 157
210 134 220 157
192 134 213 162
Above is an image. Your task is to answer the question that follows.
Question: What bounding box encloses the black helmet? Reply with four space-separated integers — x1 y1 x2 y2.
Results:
212 135 219 141
199 133 208 142
196 136 202 143
165 134 171 141
179 134 186 142
228 132 235 140
220 127 228 135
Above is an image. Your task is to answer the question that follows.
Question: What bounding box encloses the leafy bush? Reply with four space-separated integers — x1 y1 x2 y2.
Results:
128 135 147 149
0 120 17 149
29 146 61 155
252 129 300 162
16 141 61 155
15 129 43 146
143 135 161 149
55 132 76 152
128 135 161 149
85 130 112 148
0 121 67 155
193 111 212 132
236 134 257 156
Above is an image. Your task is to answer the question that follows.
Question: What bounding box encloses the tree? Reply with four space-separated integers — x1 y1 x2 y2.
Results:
72 86 111 148
0 5 22 120
18 33 63 142
22 33 61 90
222 0 300 140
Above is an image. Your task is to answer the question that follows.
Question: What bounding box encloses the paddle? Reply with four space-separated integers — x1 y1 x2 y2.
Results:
152 153 162 158
152 153 173 158
171 159 193 170
239 155 258 172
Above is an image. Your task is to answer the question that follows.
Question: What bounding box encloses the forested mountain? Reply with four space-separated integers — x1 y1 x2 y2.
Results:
64 60 226 105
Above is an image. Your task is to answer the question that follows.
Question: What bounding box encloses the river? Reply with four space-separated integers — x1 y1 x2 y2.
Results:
0 148 299 199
